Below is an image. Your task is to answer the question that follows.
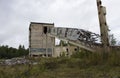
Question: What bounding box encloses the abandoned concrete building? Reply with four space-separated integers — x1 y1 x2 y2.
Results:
29 22 55 57
29 22 78 57
29 0 120 57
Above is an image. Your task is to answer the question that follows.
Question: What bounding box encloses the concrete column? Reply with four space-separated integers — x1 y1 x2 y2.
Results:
67 41 70 57
46 34 48 57
96 0 110 52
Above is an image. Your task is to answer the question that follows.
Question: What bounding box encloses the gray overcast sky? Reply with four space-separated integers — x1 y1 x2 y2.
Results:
0 0 120 48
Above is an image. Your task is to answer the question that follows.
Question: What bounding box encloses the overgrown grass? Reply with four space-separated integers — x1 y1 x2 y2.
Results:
0 49 120 78
71 49 120 66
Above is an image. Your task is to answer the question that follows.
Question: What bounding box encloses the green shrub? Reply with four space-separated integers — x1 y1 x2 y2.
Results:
108 51 120 66
40 58 59 70
71 49 120 66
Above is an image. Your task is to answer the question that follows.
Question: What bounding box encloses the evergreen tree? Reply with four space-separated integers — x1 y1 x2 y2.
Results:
0 45 29 59
109 34 116 46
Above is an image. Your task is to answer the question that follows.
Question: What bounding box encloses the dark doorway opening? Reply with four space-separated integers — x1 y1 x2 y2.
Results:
44 27 47 34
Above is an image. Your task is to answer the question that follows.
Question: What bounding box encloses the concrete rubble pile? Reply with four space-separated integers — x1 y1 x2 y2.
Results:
0 58 32 65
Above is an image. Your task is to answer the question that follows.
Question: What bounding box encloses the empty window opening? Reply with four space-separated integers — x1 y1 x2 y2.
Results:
74 48 77 51
44 27 47 34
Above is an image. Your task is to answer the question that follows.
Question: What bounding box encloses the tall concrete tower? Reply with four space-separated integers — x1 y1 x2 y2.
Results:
29 22 55 57
97 0 110 52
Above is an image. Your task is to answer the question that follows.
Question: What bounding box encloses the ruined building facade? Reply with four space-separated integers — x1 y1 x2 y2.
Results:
29 22 55 57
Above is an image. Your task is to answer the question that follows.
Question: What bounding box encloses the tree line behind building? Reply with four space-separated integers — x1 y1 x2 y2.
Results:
0 45 29 59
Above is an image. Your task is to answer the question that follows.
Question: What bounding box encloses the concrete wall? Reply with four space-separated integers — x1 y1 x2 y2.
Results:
53 46 78 57
29 22 55 57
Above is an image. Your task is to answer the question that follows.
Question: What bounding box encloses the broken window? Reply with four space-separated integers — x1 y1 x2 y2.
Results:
44 27 47 34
